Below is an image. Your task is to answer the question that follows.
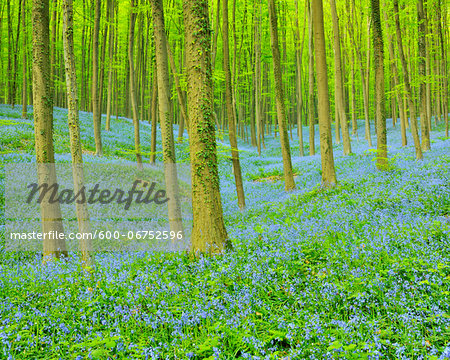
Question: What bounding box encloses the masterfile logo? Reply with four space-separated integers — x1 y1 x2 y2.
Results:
4 162 193 252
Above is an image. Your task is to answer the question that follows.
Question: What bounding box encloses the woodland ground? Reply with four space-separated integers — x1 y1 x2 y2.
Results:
0 104 449 359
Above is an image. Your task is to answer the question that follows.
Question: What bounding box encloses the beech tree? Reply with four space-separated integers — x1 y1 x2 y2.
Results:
417 0 430 151
330 0 351 155
92 0 102 156
62 0 92 266
183 0 230 254
268 0 296 191
311 0 336 187
152 0 184 237
223 0 245 209
393 0 423 160
128 0 142 167
32 0 67 259
371 0 387 170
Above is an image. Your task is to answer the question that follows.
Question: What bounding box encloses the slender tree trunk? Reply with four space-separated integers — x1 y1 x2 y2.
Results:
12 0 23 108
7 0 13 105
295 0 306 157
211 0 221 68
50 1 57 103
62 0 92 266
364 19 372 146
92 0 102 155
350 48 358 136
371 0 387 170
223 0 245 209
183 0 230 254
418 0 430 151
254 0 262 156
308 0 315 156
150 67 158 164
99 0 108 116
128 0 142 167
22 0 28 118
393 0 423 160
348 11 372 146
437 0 448 137
384 10 407 146
425 31 431 132
32 0 67 260
0 4 4 103
152 0 184 237
105 0 114 131
167 44 189 141
268 0 296 191
312 0 337 187
330 0 351 155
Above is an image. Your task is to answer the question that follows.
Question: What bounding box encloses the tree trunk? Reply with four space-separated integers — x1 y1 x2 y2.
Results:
150 65 158 164
152 0 184 238
62 0 92 266
308 0 315 156
393 0 423 160
32 0 68 260
350 47 358 136
167 44 189 141
22 0 28 118
183 0 230 254
384 11 407 147
128 0 143 167
330 0 351 155
12 0 23 108
211 0 221 69
7 0 13 105
99 0 108 116
312 0 337 187
105 0 114 131
92 0 102 156
364 19 372 146
268 0 296 191
294 0 306 157
437 0 448 137
418 0 430 151
223 0 245 209
254 0 262 156
371 0 387 170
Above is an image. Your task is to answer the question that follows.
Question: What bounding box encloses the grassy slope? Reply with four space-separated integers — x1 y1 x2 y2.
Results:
0 104 450 359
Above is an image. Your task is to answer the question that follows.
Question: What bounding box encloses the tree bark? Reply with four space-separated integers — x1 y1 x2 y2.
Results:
223 0 245 209
371 0 387 170
62 0 92 266
312 0 337 187
22 0 28 118
254 0 262 156
167 44 189 141
92 0 102 156
32 0 68 260
183 0 230 254
393 0 423 160
128 0 143 167
150 66 158 164
384 10 407 147
418 0 430 151
268 0 296 191
105 0 115 131
152 0 184 238
330 0 351 155
294 0 306 157
308 0 315 156
7 0 13 105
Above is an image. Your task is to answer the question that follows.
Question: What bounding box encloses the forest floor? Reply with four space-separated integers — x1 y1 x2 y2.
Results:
0 104 450 359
